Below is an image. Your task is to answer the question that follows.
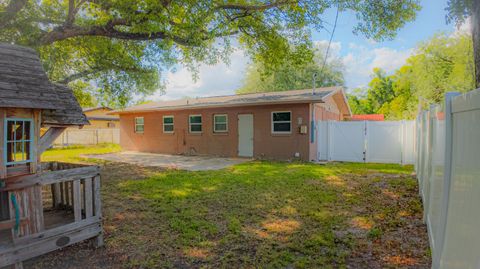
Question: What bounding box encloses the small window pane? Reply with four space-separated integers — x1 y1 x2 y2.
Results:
164 117 174 124
15 121 24 140
190 124 202 132
215 123 227 131
214 115 227 123
136 125 144 132
164 125 174 132
135 117 144 124
7 142 13 162
24 121 31 140
273 122 291 132
190 116 202 124
273 112 291 122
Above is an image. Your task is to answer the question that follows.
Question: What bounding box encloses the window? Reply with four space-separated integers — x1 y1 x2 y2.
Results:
163 116 174 133
189 115 202 133
272 111 291 134
213 114 228 133
5 119 33 166
135 117 144 133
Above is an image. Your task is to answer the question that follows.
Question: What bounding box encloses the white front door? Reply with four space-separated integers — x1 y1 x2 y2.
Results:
238 114 254 157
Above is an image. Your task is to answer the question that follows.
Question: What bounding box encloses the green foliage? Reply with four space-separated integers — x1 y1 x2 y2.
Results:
446 0 473 26
348 33 475 120
69 81 98 107
0 0 420 106
237 43 344 93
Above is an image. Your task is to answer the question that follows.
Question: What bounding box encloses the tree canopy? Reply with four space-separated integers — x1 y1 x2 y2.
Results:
237 42 344 93
0 0 420 106
348 33 475 120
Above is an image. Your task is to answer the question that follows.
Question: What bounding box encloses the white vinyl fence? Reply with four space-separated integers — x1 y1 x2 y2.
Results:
317 120 415 164
53 128 120 146
416 89 480 269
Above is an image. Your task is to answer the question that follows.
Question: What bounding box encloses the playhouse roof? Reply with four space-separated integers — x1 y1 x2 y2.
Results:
0 43 88 126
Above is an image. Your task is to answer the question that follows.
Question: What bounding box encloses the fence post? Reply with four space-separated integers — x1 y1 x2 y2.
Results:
434 92 460 268
327 120 332 161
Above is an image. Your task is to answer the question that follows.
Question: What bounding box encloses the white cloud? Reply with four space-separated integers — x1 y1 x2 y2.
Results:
144 39 413 100
149 48 249 101
342 44 413 90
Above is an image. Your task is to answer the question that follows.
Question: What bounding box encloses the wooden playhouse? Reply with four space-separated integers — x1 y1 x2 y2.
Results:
0 43 103 268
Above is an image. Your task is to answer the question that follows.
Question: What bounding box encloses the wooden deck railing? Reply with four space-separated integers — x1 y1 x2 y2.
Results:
0 162 103 268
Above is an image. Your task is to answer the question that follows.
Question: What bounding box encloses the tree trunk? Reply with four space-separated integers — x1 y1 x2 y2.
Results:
473 0 480 88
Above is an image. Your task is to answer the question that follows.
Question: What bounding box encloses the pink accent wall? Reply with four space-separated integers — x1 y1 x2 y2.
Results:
119 103 314 161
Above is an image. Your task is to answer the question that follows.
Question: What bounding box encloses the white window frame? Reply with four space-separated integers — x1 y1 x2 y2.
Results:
189 114 203 133
163 115 174 133
271 111 292 134
213 114 228 133
4 118 34 166
134 117 144 133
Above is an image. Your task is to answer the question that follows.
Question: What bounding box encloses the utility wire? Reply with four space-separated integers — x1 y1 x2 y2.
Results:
319 6 339 76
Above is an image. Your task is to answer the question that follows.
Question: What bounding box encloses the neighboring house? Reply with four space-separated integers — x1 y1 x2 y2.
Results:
82 106 119 129
112 87 351 161
349 114 385 121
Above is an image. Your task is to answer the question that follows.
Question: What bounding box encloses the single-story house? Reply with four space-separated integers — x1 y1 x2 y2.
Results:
111 87 351 161
82 106 119 129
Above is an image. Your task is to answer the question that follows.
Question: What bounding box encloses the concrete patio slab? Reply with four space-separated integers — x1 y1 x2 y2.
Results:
84 151 250 171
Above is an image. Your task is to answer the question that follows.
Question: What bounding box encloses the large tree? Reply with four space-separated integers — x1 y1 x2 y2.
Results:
0 0 421 106
348 33 474 120
237 42 344 93
446 0 479 88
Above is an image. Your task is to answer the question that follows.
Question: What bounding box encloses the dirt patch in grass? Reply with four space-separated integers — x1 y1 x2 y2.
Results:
25 160 430 269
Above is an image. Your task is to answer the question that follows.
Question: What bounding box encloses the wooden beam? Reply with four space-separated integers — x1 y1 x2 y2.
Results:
1 166 100 191
93 175 104 247
38 127 66 154
0 218 101 267
73 179 81 221
84 177 93 218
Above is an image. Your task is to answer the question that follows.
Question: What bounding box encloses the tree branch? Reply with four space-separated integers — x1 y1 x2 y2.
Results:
39 19 239 46
217 0 296 11
0 0 28 28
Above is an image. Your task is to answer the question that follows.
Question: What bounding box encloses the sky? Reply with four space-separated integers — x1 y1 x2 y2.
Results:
151 0 465 101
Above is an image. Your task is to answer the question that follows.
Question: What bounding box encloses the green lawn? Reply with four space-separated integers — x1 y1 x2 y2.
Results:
41 143 121 163
33 145 430 269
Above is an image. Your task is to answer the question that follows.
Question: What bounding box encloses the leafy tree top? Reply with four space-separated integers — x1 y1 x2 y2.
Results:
0 0 421 106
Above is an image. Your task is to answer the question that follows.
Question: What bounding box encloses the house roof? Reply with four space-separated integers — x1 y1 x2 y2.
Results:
0 43 88 126
83 106 113 112
112 87 346 114
350 114 385 121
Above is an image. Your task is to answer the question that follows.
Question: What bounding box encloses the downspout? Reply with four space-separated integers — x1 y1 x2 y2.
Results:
311 73 317 161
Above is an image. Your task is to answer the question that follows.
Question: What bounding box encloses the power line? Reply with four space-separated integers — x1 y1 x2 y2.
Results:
319 6 339 76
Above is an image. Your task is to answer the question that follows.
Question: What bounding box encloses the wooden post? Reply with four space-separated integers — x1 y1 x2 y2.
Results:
84 177 93 218
93 175 103 247
0 108 6 179
73 179 81 222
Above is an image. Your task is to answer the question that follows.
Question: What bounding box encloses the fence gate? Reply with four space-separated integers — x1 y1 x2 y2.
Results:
317 120 415 164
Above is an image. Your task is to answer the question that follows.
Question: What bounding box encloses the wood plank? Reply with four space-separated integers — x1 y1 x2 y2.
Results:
0 218 28 230
93 175 104 247
0 220 101 267
0 108 5 179
53 183 61 208
65 181 70 208
2 165 100 191
10 217 100 246
31 109 40 174
38 127 66 154
84 178 93 218
73 180 81 222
